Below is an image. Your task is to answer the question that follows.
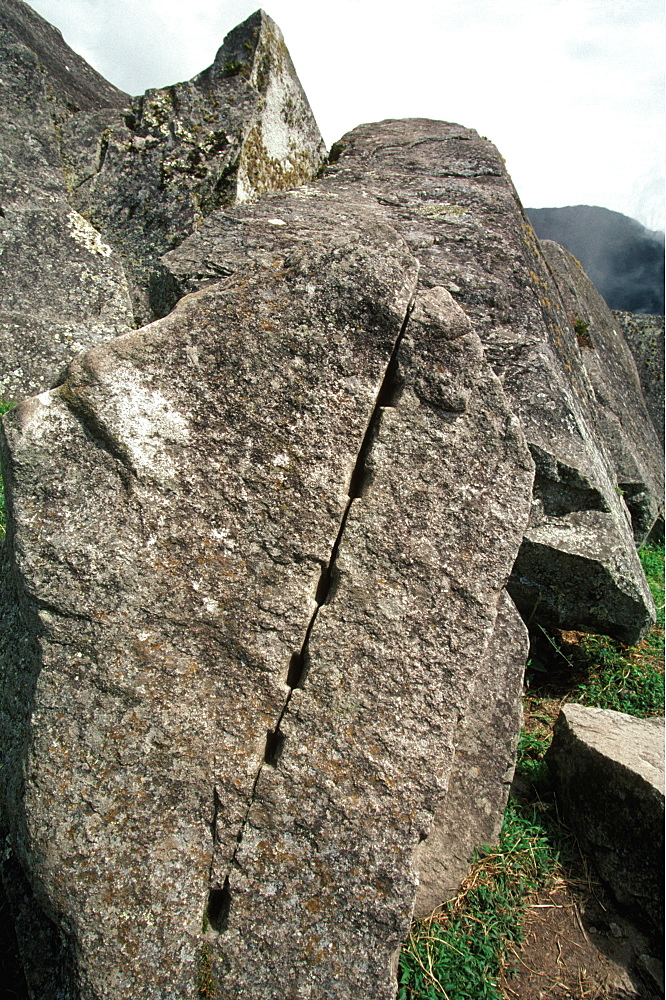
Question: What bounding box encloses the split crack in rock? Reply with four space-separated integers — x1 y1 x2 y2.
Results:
206 296 417 931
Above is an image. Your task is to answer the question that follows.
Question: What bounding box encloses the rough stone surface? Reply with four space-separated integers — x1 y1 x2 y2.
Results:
540 239 663 543
547 704 664 937
60 9 327 325
0 9 134 401
413 590 528 918
168 118 655 643
613 310 665 450
0 190 534 997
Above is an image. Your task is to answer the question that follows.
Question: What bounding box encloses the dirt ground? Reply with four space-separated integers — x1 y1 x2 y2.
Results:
501 884 663 1000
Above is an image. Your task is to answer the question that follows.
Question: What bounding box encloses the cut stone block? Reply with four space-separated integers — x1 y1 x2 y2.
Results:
547 704 665 937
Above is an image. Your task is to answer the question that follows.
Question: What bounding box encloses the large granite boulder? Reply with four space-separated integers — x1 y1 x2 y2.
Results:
1 187 534 996
59 9 327 326
0 0 134 402
0 3 327 401
0 0 130 113
614 310 665 451
547 704 664 938
168 119 657 644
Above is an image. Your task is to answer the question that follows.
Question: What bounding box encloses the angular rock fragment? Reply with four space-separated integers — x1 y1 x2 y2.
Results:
60 9 327 324
1 188 534 997
547 704 665 937
541 239 663 543
0 3 326 400
510 509 655 644
309 119 658 642
0 4 134 400
413 591 528 917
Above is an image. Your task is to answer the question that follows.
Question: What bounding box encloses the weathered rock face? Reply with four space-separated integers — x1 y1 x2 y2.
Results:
413 591 528 918
185 118 655 644
1 188 534 996
547 705 664 938
0 4 327 401
540 239 663 543
0 2 134 401
613 310 665 451
60 9 327 325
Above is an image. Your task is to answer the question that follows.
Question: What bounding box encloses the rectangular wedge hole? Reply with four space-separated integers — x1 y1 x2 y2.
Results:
207 877 231 932
286 652 305 689
263 728 285 767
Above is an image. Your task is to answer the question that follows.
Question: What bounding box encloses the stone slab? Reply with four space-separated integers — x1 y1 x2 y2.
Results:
547 704 664 937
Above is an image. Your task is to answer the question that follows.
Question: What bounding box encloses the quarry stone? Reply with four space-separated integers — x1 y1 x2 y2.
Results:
413 591 528 917
60 10 327 325
0 4 327 403
0 0 130 113
509 508 655 644
1 190 534 997
547 705 664 937
169 118 657 643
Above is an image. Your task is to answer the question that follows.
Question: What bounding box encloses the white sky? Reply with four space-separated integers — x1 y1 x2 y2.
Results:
25 0 665 231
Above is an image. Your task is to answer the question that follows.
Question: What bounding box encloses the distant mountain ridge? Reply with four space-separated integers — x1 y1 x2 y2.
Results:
526 205 665 315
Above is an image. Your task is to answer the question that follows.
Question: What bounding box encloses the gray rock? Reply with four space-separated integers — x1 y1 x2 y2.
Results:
60 10 327 325
0 23 134 401
613 310 665 451
178 117 654 643
547 704 665 936
1 188 534 997
0 5 327 401
509 509 655 644
413 591 528 917
540 239 663 543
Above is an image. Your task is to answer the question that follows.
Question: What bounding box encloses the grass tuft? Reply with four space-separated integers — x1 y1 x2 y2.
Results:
399 795 565 1000
525 542 664 719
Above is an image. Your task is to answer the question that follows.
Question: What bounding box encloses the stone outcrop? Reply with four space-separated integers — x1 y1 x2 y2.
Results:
547 705 665 938
1 7 664 997
0 0 130 113
168 119 658 644
1 186 534 997
0 2 326 400
60 9 327 326
614 310 665 450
